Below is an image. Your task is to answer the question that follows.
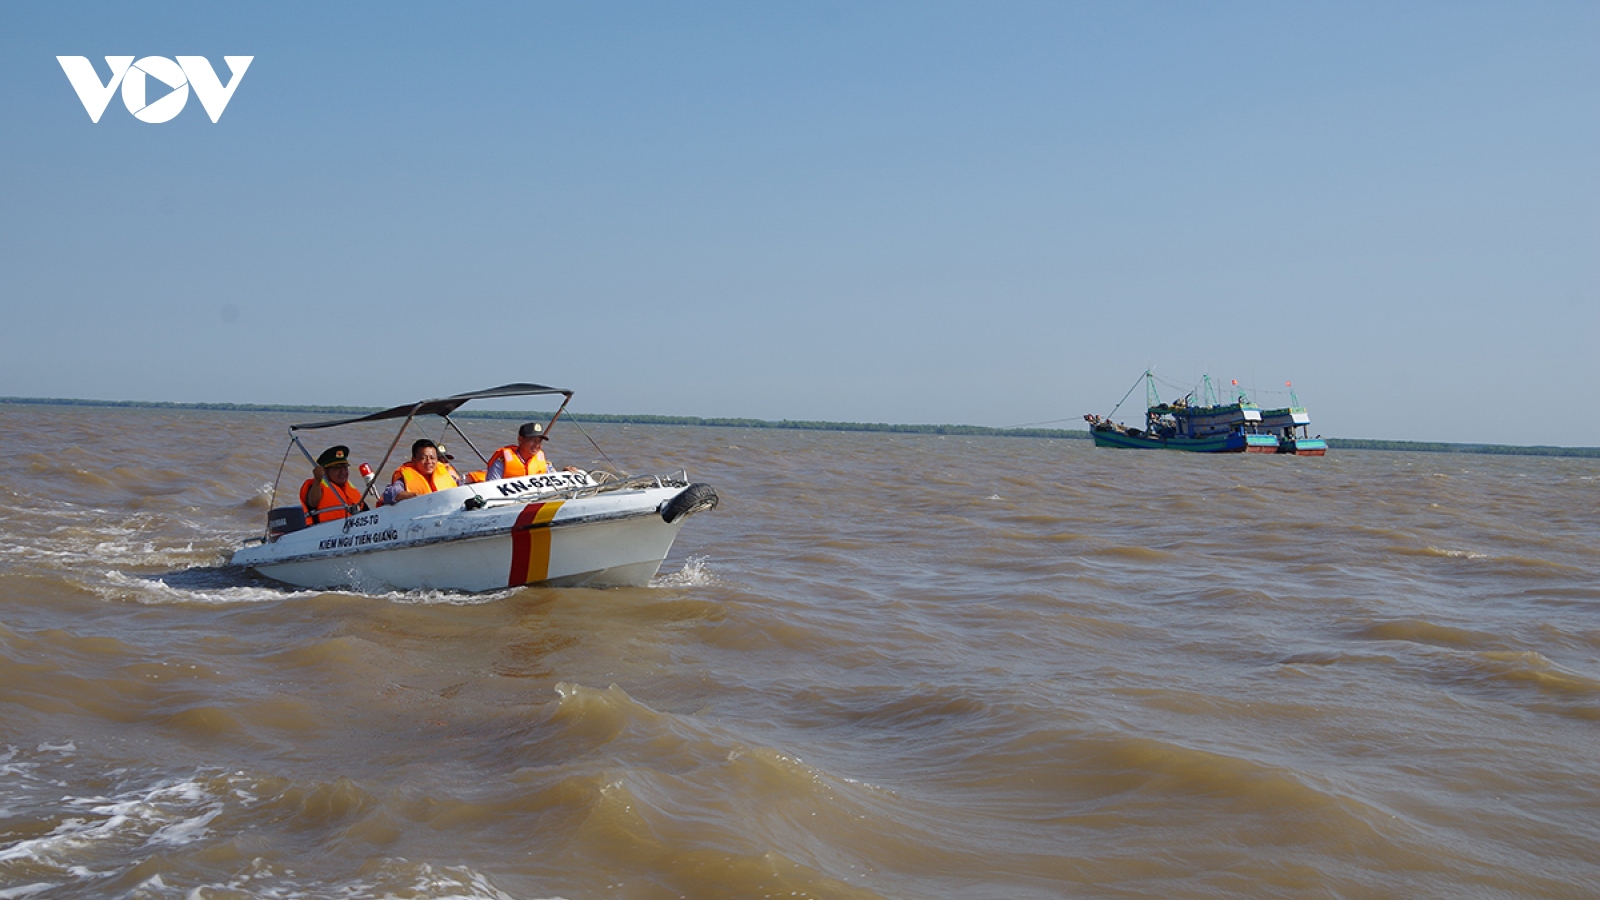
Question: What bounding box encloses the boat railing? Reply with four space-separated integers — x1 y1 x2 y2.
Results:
470 470 689 509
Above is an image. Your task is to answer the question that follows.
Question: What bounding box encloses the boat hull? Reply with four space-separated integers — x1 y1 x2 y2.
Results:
1278 438 1328 456
232 477 706 593
1091 428 1279 453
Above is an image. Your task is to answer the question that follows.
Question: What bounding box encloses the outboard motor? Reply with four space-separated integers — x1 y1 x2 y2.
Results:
267 506 309 537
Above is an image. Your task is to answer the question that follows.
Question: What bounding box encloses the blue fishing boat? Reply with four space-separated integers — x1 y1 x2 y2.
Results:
1085 372 1280 453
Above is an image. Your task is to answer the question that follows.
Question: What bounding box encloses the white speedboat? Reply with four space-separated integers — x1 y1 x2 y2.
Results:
232 384 718 592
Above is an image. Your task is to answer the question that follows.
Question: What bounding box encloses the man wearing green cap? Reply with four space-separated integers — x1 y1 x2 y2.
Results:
300 445 367 525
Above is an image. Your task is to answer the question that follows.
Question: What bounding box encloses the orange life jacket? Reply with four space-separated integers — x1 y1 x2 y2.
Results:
392 462 460 496
491 445 549 478
299 478 363 525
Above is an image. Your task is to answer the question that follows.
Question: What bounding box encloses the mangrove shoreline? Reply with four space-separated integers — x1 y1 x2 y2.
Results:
3 396 1597 459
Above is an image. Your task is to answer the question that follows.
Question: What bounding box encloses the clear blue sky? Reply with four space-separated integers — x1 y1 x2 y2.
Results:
3 2 1596 445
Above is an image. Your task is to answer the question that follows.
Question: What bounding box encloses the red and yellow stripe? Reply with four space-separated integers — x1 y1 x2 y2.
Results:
507 501 564 587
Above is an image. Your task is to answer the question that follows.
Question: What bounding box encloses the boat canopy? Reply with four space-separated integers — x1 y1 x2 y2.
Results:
290 383 572 431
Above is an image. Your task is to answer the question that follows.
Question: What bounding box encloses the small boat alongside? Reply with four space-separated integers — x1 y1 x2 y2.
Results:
233 383 719 592
1085 372 1319 455
1260 386 1328 456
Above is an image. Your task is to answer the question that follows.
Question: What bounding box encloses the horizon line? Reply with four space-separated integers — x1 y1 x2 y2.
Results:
2 395 1596 459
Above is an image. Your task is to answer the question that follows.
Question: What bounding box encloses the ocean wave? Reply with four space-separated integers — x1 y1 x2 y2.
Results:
1084 544 1174 562
653 554 715 587
1343 637 1600 722
0 530 218 572
0 753 231 880
1391 545 1588 578
0 747 543 900
1353 618 1504 651
82 568 532 608
1462 650 1600 715
375 587 519 607
1409 546 1490 559
500 683 892 899
785 682 993 735
91 569 314 606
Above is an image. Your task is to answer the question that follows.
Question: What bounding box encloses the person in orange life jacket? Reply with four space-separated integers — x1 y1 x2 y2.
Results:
299 445 368 525
483 422 578 480
381 439 459 505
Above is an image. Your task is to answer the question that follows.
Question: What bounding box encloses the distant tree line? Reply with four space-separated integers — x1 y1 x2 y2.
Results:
5 396 1598 457
0 396 374 416
1325 438 1600 458
504 410 1088 440
0 396 1089 440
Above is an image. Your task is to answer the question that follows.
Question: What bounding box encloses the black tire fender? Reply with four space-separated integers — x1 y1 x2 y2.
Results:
661 483 719 524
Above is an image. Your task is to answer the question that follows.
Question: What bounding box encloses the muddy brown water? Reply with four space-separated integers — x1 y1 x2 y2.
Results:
2 403 1597 899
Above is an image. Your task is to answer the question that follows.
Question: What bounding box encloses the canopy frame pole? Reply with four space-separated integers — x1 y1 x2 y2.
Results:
288 431 318 467
351 405 422 510
564 414 622 476
441 414 490 466
545 391 574 433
